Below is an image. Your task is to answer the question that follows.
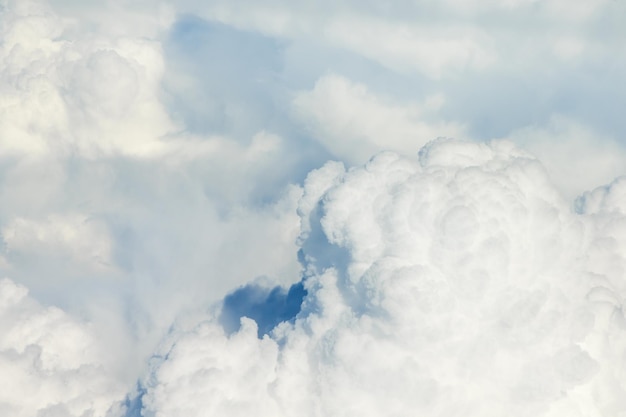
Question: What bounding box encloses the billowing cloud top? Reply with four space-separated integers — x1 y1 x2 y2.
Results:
1 0 626 415
144 139 626 417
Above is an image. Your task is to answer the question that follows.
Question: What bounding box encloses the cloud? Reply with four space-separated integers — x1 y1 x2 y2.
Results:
0 0 173 158
2 213 114 272
0 278 126 417
140 1 626 225
322 16 495 78
143 139 626 416
294 74 465 165
184 0 626 146
185 0 624 74
143 318 281 417
161 16 284 138
0 0 306 393
505 116 626 201
2 0 626 416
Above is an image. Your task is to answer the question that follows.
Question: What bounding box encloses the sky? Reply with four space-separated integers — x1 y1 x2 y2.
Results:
1 0 626 416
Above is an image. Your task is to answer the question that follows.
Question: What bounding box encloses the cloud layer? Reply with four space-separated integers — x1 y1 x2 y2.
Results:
1 0 626 415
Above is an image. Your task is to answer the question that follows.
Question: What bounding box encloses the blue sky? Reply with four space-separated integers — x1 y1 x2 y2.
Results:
2 0 626 416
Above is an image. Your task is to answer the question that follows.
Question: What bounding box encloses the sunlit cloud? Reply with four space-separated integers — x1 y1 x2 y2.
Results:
1 0 626 415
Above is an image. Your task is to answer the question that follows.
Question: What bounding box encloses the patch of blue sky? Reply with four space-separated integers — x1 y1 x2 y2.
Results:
220 280 307 337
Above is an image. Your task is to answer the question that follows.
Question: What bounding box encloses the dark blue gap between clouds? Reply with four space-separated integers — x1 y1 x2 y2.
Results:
220 280 307 337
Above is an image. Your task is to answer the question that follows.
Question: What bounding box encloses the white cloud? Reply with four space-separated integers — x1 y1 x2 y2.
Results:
0 278 126 417
144 139 626 416
1 0 626 415
143 318 281 417
507 116 626 201
2 213 114 272
323 16 495 78
184 0 624 77
0 0 174 158
48 0 175 38
188 2 496 79
0 2 306 401
294 74 465 165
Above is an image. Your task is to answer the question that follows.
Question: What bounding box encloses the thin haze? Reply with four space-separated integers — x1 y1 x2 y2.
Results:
1 0 626 416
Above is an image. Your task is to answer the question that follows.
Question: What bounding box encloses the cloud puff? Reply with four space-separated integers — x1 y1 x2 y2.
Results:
144 138 626 416
0 278 126 417
294 74 465 165
0 0 174 158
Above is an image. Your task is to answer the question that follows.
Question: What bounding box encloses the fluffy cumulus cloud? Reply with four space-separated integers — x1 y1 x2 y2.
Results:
0 0 172 158
144 139 626 416
2 0 626 415
0 278 126 416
